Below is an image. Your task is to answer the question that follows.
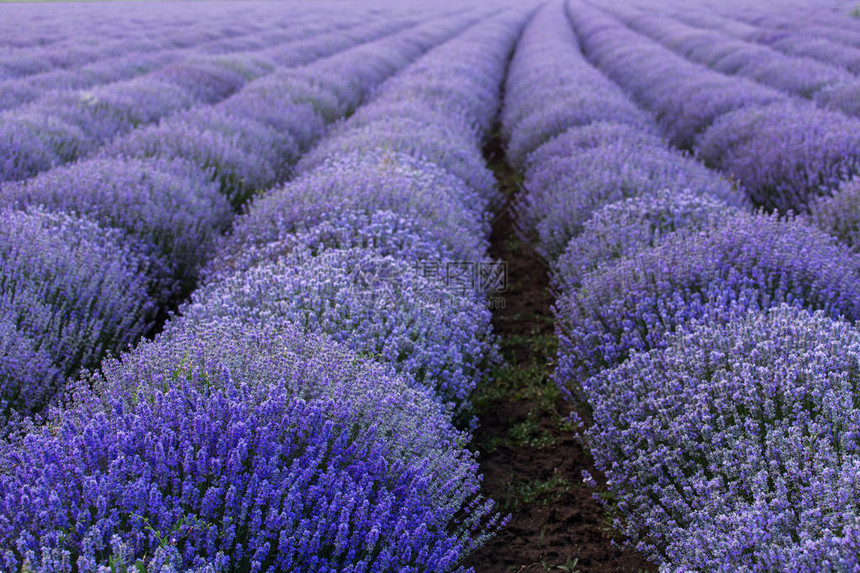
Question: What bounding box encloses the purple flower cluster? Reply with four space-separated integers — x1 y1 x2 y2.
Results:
0 12 417 184
696 101 860 212
0 320 499 572
566 0 784 149
0 9 474 427
207 208 486 285
555 211 860 387
672 5 860 74
566 0 860 212
223 150 491 267
808 178 860 253
0 207 156 414
500 2 742 271
604 7 851 100
0 5 521 570
581 305 860 569
519 125 741 261
553 188 737 291
182 247 497 410
500 1 655 169
0 158 231 295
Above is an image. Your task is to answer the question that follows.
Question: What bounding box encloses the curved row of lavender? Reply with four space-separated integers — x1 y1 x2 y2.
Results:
0 8 373 114
596 1 860 112
0 1 391 76
673 0 860 51
664 4 860 75
0 8 429 185
504 0 860 568
0 10 478 427
566 0 860 214
0 4 535 571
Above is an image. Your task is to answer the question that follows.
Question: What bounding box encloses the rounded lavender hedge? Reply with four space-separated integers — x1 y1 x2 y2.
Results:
582 305 860 570
295 119 498 206
207 209 485 284
0 113 90 182
181 246 498 410
554 189 738 292
555 211 860 388
226 151 490 262
522 122 666 171
151 58 249 103
696 101 860 212
0 317 62 424
0 320 500 571
808 178 860 253
1 158 231 293
0 207 156 412
101 112 287 209
519 134 741 262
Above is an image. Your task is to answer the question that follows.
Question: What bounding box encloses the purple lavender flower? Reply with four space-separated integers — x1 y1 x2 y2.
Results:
0 319 500 571
555 211 860 389
179 246 498 409
0 207 156 406
0 316 62 424
696 101 860 211
808 178 860 253
100 112 280 209
566 0 784 149
207 209 485 284
554 188 738 292
0 112 89 182
581 305 860 570
519 130 741 261
0 158 230 294
227 151 491 262
296 118 499 205
501 1 654 169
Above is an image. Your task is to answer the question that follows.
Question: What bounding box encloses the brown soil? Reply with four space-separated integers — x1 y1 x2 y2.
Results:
463 134 655 573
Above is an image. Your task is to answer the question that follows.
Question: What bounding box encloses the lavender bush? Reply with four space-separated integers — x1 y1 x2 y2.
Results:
101 113 281 209
553 188 738 292
0 320 500 571
566 0 784 148
808 178 860 253
582 305 860 570
555 211 860 387
696 101 860 211
519 132 740 261
0 158 231 294
206 209 485 284
0 207 156 411
501 1 654 169
226 151 491 263
180 246 498 409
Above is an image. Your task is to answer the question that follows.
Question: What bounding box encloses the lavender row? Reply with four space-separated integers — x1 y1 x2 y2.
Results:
0 6 529 570
0 14 420 185
565 209 860 566
567 0 860 213
604 6 851 96
0 2 353 76
0 11 476 429
205 6 530 412
501 0 742 264
665 5 860 75
683 0 860 50
0 11 366 113
599 3 860 121
497 1 860 566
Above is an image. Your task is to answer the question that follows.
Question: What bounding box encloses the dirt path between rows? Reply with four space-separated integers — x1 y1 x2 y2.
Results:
463 133 655 573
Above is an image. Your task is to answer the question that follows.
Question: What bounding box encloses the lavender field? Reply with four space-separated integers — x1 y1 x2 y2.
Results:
1 0 860 570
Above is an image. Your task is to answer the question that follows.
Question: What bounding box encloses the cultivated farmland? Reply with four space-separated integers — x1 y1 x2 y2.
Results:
1 0 859 571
